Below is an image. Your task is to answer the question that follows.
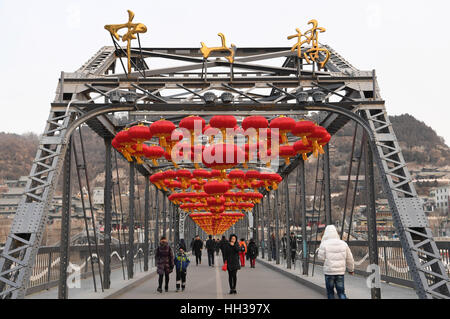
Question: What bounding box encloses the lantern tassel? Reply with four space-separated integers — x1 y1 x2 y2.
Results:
302 135 309 146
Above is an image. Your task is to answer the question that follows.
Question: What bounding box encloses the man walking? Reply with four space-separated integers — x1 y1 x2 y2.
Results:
289 232 297 265
219 235 228 264
192 235 203 266
206 235 216 267
317 225 354 299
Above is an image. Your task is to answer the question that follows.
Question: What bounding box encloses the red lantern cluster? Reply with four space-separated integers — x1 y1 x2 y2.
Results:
111 114 331 235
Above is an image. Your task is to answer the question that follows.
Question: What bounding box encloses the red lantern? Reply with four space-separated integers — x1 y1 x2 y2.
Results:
293 140 313 161
176 169 193 189
309 126 328 157
144 145 165 166
269 116 296 145
179 116 206 146
149 119 176 148
131 144 146 164
209 115 237 143
202 143 245 172
292 120 315 146
279 145 296 165
204 180 231 197
128 124 152 151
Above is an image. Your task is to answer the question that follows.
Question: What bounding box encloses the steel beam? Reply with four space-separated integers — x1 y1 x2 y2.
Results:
127 162 135 279
144 175 150 272
275 189 280 265
323 144 332 225
364 138 381 299
154 187 160 245
284 180 292 269
299 159 309 275
58 137 72 299
103 137 112 289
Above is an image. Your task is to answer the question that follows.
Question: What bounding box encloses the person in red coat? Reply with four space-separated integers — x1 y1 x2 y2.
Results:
238 238 247 267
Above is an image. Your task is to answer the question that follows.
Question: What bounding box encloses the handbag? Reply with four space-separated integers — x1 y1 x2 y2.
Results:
222 261 227 271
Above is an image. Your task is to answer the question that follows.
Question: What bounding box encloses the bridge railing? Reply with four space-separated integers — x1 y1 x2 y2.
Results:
260 240 450 289
23 244 155 296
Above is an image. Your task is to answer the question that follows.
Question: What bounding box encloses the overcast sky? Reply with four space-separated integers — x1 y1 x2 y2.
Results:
0 0 449 145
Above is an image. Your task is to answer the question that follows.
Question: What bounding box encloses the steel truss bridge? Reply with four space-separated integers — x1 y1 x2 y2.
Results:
0 41 449 299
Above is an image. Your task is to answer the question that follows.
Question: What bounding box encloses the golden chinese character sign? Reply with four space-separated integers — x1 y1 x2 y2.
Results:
200 33 236 63
287 19 330 69
104 10 147 74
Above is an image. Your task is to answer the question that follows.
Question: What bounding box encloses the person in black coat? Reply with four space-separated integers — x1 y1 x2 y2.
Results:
155 236 174 293
219 236 228 264
224 234 241 294
247 238 259 268
289 232 297 264
205 235 216 266
215 239 220 256
192 235 203 265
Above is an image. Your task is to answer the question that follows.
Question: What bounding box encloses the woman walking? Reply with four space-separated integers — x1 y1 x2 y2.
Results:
155 236 174 293
224 234 241 294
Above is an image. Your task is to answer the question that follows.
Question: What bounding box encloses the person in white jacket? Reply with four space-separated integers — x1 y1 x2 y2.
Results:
317 225 355 299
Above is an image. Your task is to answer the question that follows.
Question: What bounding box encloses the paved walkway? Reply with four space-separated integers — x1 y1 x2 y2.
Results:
114 250 325 299
257 256 417 299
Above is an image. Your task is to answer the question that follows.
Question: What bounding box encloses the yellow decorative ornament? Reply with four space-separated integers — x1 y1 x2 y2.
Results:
287 19 330 69
200 33 236 63
104 10 147 74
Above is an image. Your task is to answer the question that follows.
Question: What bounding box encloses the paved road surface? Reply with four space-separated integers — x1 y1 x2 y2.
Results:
115 250 324 299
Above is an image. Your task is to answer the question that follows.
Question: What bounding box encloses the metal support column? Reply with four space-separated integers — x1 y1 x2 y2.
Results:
299 158 309 275
162 195 167 237
285 180 291 269
58 137 72 299
154 187 160 246
144 175 150 271
103 137 112 289
261 199 265 259
267 195 272 261
364 139 381 299
323 144 332 225
275 189 280 264
127 162 135 279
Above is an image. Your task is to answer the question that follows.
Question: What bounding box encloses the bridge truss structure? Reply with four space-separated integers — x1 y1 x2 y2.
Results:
0 41 449 299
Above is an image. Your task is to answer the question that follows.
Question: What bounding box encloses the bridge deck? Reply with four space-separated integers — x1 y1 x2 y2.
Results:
26 249 417 299
113 250 324 299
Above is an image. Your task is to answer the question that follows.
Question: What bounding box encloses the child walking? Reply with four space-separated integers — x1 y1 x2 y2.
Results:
174 245 190 292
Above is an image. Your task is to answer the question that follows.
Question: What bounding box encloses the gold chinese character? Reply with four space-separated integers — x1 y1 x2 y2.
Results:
287 19 330 69
104 10 147 74
200 33 236 63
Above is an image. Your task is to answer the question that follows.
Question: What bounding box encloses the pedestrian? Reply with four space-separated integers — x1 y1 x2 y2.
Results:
317 225 355 299
215 239 220 256
281 233 287 260
179 238 187 252
219 235 228 264
192 235 203 266
224 234 241 294
190 237 195 252
238 238 247 267
247 238 258 268
206 235 216 267
174 245 190 292
155 236 174 293
270 233 276 260
289 232 297 265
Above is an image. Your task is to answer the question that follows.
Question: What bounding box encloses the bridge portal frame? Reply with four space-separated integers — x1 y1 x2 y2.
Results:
0 45 448 299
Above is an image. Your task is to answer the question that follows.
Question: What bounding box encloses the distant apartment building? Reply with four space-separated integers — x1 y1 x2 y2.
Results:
430 184 450 213
0 177 27 215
